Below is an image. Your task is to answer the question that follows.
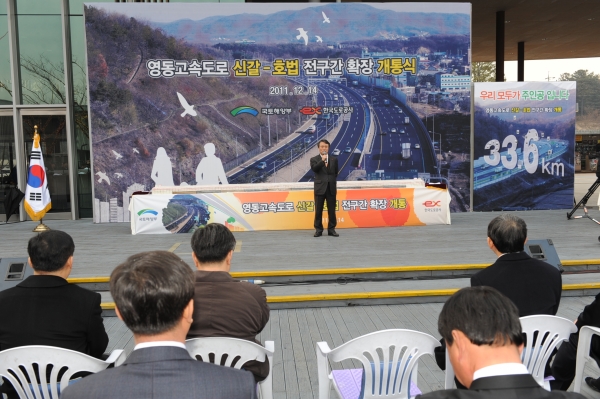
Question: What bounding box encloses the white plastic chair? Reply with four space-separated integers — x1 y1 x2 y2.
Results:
573 325 600 393
316 329 439 399
185 337 274 399
520 315 577 390
444 347 454 389
0 346 125 399
443 315 577 390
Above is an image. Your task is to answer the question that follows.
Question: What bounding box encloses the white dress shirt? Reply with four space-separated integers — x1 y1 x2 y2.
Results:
473 363 529 381
133 341 187 351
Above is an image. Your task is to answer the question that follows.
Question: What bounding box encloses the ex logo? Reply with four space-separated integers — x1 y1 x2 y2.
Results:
422 201 441 208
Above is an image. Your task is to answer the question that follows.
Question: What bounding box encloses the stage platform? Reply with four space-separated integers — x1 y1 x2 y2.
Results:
1 209 599 278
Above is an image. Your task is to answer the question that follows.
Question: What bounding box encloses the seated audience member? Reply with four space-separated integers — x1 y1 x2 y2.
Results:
435 215 562 382
0 230 108 399
418 286 584 399
187 223 270 382
61 251 256 399
471 214 562 316
551 293 600 391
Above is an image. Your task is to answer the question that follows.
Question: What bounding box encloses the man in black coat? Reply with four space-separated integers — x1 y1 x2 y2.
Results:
0 230 108 398
310 139 339 237
435 214 562 387
417 286 584 399
551 293 600 391
471 214 562 317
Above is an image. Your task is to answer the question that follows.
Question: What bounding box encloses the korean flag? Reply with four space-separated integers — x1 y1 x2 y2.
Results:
24 129 52 220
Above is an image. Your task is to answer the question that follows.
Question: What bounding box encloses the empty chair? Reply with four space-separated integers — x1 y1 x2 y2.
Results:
316 329 439 399
0 345 125 399
573 325 600 393
519 315 577 390
185 337 275 399
444 348 455 389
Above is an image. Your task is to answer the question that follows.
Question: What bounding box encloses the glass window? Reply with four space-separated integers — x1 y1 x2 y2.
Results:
0 14 11 105
15 0 61 15
22 114 71 214
0 2 6 14
74 108 92 217
69 0 115 16
170 0 244 2
70 16 86 107
0 114 18 220
17 15 65 105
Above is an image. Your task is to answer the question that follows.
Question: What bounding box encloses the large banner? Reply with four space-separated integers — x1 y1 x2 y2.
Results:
85 2 472 223
130 187 450 234
473 82 576 211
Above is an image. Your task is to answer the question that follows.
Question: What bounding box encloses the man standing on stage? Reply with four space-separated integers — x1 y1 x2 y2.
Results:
310 139 339 237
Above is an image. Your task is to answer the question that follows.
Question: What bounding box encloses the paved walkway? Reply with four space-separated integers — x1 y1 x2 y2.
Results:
0 207 598 278
1 174 597 278
103 296 600 399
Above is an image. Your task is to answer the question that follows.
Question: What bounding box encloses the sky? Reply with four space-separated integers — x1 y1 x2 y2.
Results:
86 2 469 24
504 58 600 82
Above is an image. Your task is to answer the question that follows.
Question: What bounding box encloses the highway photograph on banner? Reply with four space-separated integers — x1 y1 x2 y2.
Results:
473 81 576 211
84 2 472 223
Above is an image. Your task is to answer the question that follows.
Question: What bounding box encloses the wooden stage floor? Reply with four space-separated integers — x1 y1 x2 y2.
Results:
0 209 598 278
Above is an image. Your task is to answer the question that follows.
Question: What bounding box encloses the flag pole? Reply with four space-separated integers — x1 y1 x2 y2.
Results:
33 217 50 232
25 125 52 233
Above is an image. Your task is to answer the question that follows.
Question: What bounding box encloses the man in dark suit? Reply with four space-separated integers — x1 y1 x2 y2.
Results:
310 139 339 237
418 286 584 399
435 215 562 382
188 223 270 382
0 230 108 398
61 251 256 399
551 293 600 391
471 214 562 317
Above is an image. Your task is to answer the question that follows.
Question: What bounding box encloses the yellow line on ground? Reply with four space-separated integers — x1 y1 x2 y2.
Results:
68 277 110 284
266 289 459 303
168 242 182 252
562 259 600 266
71 259 600 284
230 264 490 277
100 282 600 309
265 284 600 303
563 283 600 290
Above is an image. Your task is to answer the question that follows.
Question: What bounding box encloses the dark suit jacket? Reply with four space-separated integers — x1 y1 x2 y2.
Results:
417 374 585 398
60 346 257 399
576 292 600 330
572 293 600 361
187 271 270 381
310 154 338 195
0 275 108 357
471 252 562 317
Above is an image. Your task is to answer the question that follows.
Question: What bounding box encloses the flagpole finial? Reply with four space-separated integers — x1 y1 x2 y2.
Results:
33 126 40 149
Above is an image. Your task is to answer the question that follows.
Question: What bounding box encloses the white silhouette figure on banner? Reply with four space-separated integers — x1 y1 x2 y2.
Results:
96 171 110 185
177 92 197 118
151 147 175 187
296 28 309 45
195 143 228 185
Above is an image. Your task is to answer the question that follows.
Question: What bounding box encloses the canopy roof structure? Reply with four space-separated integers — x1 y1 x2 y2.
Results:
371 0 600 62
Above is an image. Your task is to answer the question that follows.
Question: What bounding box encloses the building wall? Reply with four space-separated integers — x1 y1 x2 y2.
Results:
0 0 243 221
